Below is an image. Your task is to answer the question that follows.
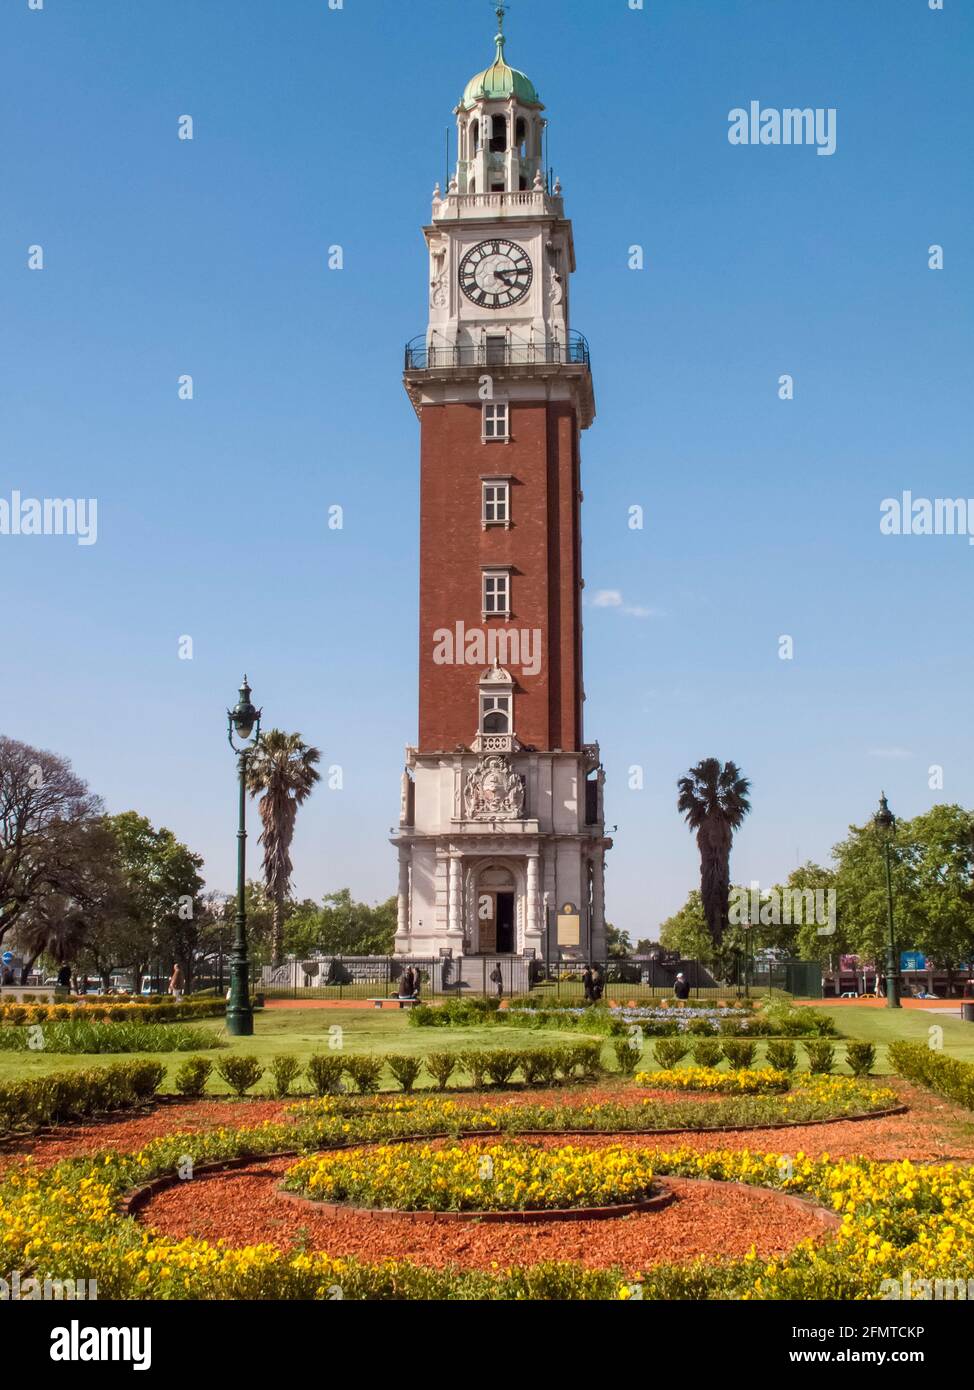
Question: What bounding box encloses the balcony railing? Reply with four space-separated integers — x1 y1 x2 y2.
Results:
404 331 590 372
432 189 564 221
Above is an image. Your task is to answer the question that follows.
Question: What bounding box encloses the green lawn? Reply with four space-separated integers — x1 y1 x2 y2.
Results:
0 1008 590 1093
1 1003 970 1093
814 1004 974 1070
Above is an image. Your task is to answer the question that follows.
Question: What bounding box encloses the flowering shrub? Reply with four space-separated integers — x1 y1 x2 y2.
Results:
635 1066 791 1095
0 998 227 1026
291 1076 894 1132
284 1141 658 1212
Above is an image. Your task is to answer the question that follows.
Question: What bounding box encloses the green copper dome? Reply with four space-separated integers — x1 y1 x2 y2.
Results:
460 15 540 110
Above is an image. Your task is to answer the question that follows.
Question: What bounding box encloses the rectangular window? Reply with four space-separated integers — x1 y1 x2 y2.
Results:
485 336 507 367
483 401 509 440
482 479 510 526
483 570 510 616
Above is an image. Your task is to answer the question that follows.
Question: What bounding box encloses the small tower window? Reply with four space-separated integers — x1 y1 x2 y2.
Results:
471 119 480 150
515 117 527 155
489 115 507 152
480 693 511 734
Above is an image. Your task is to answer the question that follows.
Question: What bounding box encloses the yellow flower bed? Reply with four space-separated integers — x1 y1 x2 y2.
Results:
635 1066 790 1094
1 1094 971 1300
285 1141 658 1212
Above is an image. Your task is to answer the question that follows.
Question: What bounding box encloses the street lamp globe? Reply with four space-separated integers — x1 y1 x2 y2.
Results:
228 676 259 745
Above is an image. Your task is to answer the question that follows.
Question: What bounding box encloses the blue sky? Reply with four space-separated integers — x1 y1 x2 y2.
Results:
2 0 972 938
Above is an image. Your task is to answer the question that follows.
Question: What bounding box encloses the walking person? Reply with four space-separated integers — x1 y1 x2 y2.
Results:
490 963 504 1000
399 965 415 1001
168 961 184 1001
591 965 604 1003
673 971 690 1001
582 964 594 1003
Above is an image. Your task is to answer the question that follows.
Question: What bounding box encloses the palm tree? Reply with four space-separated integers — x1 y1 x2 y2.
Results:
15 896 88 985
677 758 751 956
245 730 321 967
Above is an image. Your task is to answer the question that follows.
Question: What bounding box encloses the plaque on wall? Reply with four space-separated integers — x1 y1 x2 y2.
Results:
556 901 580 947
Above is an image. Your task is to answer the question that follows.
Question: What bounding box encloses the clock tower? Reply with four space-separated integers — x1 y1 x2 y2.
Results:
392 9 610 986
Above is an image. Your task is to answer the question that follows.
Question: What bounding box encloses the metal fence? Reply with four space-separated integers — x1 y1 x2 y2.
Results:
257 955 806 1002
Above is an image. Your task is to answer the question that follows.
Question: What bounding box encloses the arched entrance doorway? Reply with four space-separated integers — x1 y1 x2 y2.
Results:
476 865 516 954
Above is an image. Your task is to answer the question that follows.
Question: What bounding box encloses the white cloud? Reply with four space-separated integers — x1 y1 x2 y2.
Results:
868 747 913 760
588 589 662 619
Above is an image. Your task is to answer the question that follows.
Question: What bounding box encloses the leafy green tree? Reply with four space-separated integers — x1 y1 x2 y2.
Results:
283 889 397 957
903 804 974 991
94 812 205 989
605 922 631 958
832 816 917 966
245 730 321 968
659 890 711 961
778 862 843 966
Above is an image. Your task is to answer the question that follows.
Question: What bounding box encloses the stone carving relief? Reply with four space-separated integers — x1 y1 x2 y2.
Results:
462 755 525 821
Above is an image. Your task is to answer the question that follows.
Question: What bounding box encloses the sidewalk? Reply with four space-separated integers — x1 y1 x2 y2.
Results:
804 996 966 1010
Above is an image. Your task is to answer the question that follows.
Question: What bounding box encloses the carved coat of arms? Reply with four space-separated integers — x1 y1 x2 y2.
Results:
463 755 525 821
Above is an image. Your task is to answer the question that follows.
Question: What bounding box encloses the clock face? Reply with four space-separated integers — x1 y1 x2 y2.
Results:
459 239 533 309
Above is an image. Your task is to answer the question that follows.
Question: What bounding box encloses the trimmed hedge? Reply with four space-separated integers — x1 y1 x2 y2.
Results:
0 1060 165 1137
408 1000 838 1039
0 1020 224 1054
888 1040 974 1109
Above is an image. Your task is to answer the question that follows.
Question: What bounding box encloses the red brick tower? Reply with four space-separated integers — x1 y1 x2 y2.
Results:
392 9 609 983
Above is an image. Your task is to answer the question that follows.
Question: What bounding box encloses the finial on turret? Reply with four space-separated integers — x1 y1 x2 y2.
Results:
494 2 509 61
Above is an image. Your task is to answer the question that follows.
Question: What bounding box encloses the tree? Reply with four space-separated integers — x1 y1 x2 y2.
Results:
284 889 397 957
605 922 630 958
783 862 843 966
245 730 321 967
92 812 205 990
15 817 125 985
0 736 103 949
659 890 710 961
677 758 751 954
832 816 916 966
898 804 974 992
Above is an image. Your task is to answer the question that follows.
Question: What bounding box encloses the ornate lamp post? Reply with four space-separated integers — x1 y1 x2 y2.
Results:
873 793 901 1010
226 676 262 1036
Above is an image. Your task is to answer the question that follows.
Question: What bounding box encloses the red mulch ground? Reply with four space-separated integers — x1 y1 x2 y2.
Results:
137 1153 829 1273
5 1078 973 1273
